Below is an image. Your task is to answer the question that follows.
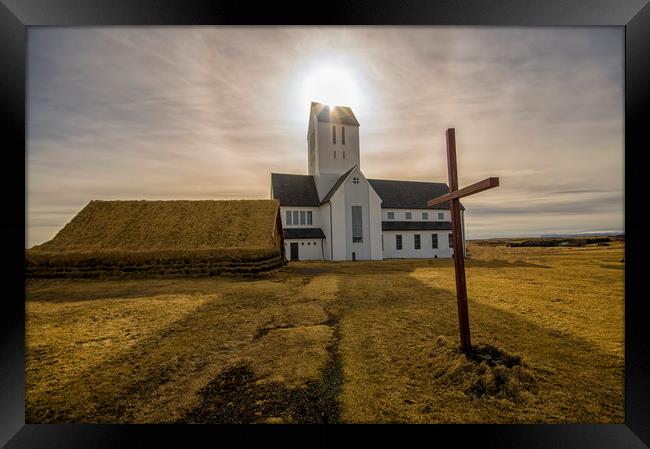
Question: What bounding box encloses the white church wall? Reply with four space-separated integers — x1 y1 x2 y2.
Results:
307 115 318 176
329 188 347 261
320 203 332 260
382 208 451 222
369 188 383 260
280 206 321 228
284 239 324 261
381 208 467 257
343 168 371 260
382 230 453 259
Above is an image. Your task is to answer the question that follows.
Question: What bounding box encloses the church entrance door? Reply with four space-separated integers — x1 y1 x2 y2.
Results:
290 242 299 260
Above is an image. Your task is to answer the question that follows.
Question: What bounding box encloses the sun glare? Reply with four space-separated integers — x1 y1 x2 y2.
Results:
300 65 362 111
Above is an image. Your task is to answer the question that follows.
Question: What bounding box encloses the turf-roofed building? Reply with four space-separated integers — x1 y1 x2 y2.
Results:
27 199 285 277
271 102 466 261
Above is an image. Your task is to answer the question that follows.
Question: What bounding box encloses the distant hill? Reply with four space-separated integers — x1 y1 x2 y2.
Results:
540 231 624 238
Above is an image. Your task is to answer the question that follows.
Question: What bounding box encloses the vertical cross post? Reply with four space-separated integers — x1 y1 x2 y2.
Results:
446 128 472 353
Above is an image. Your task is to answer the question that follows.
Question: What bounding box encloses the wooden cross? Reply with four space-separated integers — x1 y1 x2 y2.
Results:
427 128 499 353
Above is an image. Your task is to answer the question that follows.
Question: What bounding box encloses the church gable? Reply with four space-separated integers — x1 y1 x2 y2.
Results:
320 165 380 205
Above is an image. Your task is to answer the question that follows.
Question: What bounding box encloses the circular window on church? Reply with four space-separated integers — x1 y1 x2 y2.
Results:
352 176 360 184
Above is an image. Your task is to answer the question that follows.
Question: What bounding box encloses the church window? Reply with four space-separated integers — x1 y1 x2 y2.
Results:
342 127 346 145
307 211 312 225
352 206 363 242
293 211 299 225
422 212 428 220
332 125 336 144
300 211 306 225
286 210 292 225
414 234 421 250
396 234 403 250
307 242 311 245
438 212 444 220
405 212 412 220
387 211 395 220
432 234 438 249
352 177 360 184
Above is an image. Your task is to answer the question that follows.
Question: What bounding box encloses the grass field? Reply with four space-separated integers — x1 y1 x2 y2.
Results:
25 241 624 423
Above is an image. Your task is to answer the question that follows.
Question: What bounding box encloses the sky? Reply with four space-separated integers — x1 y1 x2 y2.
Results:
27 27 624 247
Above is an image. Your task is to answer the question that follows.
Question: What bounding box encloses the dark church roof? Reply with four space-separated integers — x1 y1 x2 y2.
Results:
284 228 326 239
271 172 464 210
382 221 453 231
271 173 320 207
368 179 464 210
311 102 360 126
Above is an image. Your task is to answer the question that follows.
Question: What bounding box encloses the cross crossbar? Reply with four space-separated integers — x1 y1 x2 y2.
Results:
427 177 499 208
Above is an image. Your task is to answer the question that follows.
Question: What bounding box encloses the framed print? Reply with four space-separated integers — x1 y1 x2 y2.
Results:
1 0 649 447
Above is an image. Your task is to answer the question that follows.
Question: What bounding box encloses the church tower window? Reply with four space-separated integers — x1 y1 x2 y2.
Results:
342 127 346 145
332 125 336 144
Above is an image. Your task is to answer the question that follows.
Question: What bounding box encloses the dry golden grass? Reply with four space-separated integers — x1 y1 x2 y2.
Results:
26 275 335 423
26 242 624 423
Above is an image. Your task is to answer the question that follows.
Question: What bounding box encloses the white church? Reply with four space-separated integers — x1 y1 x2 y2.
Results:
271 102 466 261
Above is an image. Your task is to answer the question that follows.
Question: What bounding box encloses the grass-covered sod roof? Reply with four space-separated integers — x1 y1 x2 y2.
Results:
27 199 285 278
32 199 281 252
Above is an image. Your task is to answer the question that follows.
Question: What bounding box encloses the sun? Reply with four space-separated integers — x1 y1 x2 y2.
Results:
299 65 362 110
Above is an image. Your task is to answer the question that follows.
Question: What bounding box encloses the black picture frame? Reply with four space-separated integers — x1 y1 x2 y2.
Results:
2 1 648 447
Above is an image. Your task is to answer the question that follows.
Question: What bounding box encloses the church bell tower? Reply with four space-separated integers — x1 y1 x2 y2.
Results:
307 102 361 200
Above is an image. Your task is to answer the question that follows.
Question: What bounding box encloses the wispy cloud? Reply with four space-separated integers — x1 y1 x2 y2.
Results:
27 27 623 246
